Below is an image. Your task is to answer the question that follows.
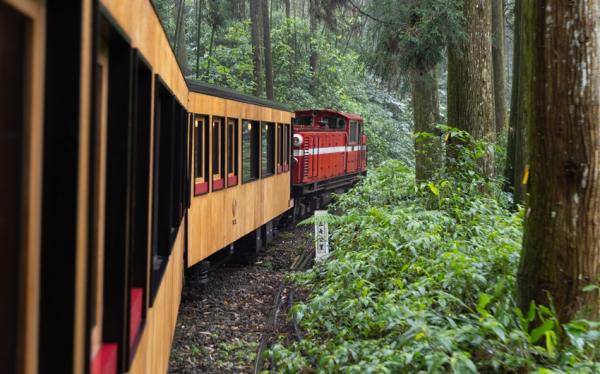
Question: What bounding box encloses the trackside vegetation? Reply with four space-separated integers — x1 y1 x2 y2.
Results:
267 135 600 373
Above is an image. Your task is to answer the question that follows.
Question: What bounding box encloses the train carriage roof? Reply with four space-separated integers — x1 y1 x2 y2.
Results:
294 109 363 121
187 80 291 112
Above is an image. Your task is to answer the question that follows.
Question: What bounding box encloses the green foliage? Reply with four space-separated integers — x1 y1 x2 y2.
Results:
266 146 600 372
366 0 465 84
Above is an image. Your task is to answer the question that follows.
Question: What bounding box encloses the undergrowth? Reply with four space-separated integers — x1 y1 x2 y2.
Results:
266 132 600 373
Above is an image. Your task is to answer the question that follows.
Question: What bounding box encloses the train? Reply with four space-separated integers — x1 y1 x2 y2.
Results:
0 1 367 374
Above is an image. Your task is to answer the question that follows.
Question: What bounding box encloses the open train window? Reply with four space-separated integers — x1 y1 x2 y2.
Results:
128 51 152 356
0 4 26 372
242 120 259 183
349 121 359 144
261 122 275 177
193 115 209 195
284 124 291 171
276 124 283 173
212 117 225 191
227 118 239 187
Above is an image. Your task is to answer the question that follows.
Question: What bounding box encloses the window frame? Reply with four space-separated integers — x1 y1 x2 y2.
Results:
261 121 276 178
211 116 225 191
226 118 239 187
349 120 359 144
283 124 291 172
276 123 283 173
241 119 260 183
193 114 209 196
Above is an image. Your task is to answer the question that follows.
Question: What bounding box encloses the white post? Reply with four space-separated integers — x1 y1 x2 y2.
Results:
314 210 329 262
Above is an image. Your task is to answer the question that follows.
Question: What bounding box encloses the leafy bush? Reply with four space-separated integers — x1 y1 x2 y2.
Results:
266 145 600 372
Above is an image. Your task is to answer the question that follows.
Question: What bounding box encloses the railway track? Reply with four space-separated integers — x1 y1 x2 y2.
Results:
253 242 315 374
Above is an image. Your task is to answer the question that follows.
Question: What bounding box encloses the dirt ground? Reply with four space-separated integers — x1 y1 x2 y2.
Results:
168 225 313 373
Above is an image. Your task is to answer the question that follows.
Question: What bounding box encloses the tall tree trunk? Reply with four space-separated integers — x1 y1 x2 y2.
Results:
261 0 274 99
505 0 534 204
447 0 496 176
195 0 204 78
309 0 319 90
492 0 507 137
504 0 520 196
412 67 442 182
174 0 189 75
250 0 265 96
518 0 600 323
205 23 216 80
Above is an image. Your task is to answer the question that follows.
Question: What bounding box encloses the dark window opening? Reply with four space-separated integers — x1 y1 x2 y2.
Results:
242 120 259 183
349 121 359 143
293 116 312 126
212 117 225 191
0 4 25 372
284 124 291 171
276 124 283 173
102 29 134 373
261 122 275 177
227 118 239 187
151 77 187 305
128 51 152 357
193 115 209 195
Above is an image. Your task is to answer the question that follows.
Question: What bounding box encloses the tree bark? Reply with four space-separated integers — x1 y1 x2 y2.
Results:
518 0 600 323
174 0 189 75
195 0 204 78
261 0 274 99
250 0 265 96
447 0 496 176
309 0 319 90
492 0 507 137
412 67 442 182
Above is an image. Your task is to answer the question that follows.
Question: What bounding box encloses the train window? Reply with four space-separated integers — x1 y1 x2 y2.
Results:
349 121 359 144
276 124 283 173
293 116 312 126
212 117 225 191
128 52 152 355
261 122 275 177
242 120 259 183
0 4 26 371
226 118 239 187
151 77 186 308
193 115 209 195
284 124 291 171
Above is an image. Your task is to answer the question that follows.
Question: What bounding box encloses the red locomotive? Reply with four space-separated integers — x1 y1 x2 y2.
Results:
291 109 368 215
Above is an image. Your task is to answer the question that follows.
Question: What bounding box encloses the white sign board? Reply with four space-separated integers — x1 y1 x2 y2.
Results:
314 210 330 262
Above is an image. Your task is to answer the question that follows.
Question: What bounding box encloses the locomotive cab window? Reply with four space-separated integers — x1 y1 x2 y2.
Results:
349 121 359 144
261 122 275 177
226 118 239 187
212 117 225 191
242 120 260 183
193 115 209 195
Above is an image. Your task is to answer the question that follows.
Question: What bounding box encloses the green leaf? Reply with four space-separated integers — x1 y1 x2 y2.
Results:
428 182 440 197
529 319 554 344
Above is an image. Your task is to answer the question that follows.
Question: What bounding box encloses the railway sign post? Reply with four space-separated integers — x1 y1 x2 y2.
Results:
314 210 330 262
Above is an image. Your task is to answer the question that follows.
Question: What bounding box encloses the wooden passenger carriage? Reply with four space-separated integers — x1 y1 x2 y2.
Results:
0 1 293 373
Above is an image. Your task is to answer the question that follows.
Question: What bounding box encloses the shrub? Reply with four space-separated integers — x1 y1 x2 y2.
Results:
267 147 600 373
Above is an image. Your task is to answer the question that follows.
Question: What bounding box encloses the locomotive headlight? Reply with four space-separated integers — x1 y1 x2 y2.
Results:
293 134 303 147
292 157 299 166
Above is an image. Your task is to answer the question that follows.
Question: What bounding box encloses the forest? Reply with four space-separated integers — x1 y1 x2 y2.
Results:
155 0 600 372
